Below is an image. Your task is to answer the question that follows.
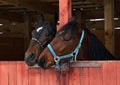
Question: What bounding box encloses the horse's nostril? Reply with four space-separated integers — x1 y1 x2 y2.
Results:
37 57 46 67
30 53 35 59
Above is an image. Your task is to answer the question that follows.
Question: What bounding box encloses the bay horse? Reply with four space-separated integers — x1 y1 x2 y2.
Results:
37 17 116 69
24 14 57 66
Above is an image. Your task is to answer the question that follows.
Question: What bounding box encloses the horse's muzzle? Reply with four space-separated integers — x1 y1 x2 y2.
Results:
24 53 37 66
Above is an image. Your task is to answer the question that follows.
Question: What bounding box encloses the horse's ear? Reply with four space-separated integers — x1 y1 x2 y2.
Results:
68 17 77 26
72 10 83 24
39 14 45 24
68 17 76 22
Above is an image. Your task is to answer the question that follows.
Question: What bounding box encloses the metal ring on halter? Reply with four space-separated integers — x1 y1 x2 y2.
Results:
54 56 60 62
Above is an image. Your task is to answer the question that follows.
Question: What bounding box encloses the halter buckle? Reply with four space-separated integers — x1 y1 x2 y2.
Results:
54 56 60 62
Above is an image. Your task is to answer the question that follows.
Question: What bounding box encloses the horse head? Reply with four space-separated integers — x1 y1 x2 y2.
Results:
24 14 57 66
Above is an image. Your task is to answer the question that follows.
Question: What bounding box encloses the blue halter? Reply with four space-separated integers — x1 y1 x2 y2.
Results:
47 30 85 69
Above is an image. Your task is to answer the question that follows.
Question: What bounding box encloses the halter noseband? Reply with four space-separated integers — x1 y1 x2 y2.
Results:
32 38 44 49
47 30 85 69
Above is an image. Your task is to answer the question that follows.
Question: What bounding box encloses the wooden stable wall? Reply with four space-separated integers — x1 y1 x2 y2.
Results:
0 61 120 85
0 37 24 60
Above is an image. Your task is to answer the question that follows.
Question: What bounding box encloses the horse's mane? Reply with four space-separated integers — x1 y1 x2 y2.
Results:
58 18 77 32
84 28 115 60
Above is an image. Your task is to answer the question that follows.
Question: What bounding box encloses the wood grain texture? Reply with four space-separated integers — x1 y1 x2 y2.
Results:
8 62 17 85
69 68 80 85
58 0 72 31
0 61 120 85
80 68 89 85
102 61 117 85
89 67 102 85
17 61 28 85
0 61 9 85
28 68 40 85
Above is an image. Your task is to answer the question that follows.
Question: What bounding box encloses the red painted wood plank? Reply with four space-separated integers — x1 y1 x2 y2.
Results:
17 61 23 85
0 61 9 85
69 68 80 85
8 61 17 85
28 68 40 85
80 68 89 85
17 61 28 85
60 70 69 85
41 68 58 85
40 69 49 85
47 68 58 85
48 68 58 85
0 62 2 84
102 61 117 85
58 0 72 31
0 61 120 85
89 67 102 85
116 61 120 85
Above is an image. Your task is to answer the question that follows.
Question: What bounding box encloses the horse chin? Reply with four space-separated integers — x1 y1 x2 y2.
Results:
24 54 37 66
37 62 50 69
45 62 53 68
38 60 53 69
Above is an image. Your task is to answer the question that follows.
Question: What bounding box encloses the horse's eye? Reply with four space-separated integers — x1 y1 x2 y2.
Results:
63 35 72 41
63 30 73 41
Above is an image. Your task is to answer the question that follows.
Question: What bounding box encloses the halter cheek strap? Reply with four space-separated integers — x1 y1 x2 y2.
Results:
72 30 85 61
32 38 42 45
47 30 85 69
